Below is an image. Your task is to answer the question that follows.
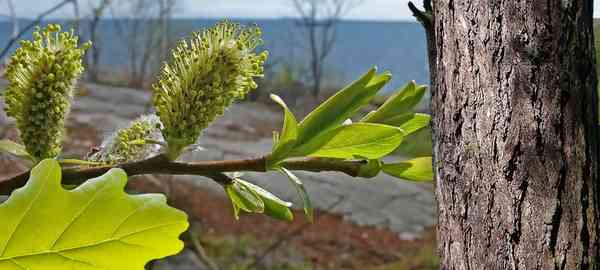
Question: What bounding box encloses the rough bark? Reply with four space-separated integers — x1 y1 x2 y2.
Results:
430 0 600 268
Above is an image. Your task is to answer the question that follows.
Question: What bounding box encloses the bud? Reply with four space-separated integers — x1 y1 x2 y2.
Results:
152 20 268 159
4 24 89 161
88 115 164 164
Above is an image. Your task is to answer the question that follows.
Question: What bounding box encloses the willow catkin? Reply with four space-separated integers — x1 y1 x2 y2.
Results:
152 20 268 160
4 24 89 161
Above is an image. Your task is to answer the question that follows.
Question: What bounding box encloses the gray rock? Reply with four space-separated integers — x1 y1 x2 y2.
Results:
152 249 208 270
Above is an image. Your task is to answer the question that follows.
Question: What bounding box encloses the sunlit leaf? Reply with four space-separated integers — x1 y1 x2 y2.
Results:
297 67 391 146
292 123 405 160
362 81 427 123
380 113 431 135
382 157 434 182
0 159 188 270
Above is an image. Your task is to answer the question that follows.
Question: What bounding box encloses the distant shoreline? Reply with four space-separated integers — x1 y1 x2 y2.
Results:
0 19 430 91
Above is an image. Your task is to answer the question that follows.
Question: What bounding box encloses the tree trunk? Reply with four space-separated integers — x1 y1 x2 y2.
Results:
430 0 600 268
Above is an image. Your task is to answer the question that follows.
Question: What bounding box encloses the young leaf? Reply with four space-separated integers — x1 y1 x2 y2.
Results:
292 123 405 160
0 159 188 270
225 180 265 219
296 67 391 146
278 167 313 222
362 81 427 123
0 139 34 162
380 113 431 135
236 179 294 221
382 156 434 182
268 94 299 167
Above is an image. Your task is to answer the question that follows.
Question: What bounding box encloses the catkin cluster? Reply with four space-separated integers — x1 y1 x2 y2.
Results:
88 115 163 164
153 20 268 159
4 24 89 160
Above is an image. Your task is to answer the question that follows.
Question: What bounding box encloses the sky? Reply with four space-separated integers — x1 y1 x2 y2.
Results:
3 1 600 21
3 0 422 21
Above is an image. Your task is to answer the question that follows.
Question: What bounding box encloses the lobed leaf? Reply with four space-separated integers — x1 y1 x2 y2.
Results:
0 159 188 270
292 123 405 160
382 157 434 182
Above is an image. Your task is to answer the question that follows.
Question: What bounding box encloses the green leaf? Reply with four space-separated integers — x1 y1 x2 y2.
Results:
225 180 265 219
0 159 188 269
235 179 294 221
292 123 405 160
362 81 427 123
268 94 299 167
380 113 431 135
0 139 33 161
278 167 313 222
296 67 391 146
382 157 434 182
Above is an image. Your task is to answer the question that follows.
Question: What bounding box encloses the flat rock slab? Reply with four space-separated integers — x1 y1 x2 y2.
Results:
0 79 436 237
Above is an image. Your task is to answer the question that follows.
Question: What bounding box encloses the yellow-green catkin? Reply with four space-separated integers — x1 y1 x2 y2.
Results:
152 20 268 160
88 115 163 164
4 24 89 161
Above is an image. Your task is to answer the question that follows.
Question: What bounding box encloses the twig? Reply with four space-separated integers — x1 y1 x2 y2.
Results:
0 0 75 60
0 154 365 195
407 1 432 28
189 222 221 270
408 0 436 89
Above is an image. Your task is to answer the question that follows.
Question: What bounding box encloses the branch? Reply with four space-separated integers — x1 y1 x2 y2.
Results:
0 0 73 60
407 1 432 28
408 0 436 88
0 154 365 195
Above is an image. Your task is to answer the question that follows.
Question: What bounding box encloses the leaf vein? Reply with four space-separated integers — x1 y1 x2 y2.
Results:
49 176 113 249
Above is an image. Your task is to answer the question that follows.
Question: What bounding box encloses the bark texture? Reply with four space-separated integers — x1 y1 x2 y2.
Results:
431 0 600 268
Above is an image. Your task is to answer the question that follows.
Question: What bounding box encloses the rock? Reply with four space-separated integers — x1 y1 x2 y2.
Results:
152 249 208 270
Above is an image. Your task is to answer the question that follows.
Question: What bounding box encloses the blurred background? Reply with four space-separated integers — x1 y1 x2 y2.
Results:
0 0 530 269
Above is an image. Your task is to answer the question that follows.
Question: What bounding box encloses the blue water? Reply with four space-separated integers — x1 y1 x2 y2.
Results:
0 19 429 91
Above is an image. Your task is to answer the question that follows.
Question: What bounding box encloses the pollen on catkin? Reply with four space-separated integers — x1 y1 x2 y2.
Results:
3 24 89 161
88 115 164 164
152 20 268 160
